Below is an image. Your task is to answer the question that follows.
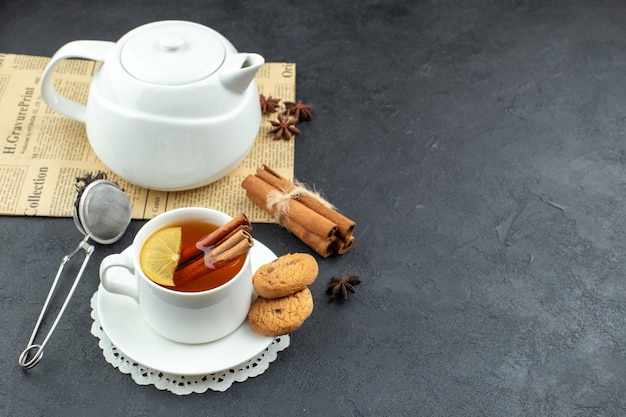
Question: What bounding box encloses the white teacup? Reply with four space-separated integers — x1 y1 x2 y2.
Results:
99 207 253 344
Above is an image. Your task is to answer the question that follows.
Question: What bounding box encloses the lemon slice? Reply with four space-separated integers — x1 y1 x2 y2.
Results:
140 226 182 286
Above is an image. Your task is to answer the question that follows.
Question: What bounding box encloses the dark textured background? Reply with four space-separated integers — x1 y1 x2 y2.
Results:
3 0 626 415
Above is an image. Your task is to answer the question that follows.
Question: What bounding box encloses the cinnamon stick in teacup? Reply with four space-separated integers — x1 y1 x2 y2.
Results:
174 229 253 286
177 212 251 269
241 165 356 257
205 230 254 269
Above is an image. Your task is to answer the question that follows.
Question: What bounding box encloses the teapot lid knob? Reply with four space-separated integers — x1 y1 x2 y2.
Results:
158 33 186 51
119 21 226 86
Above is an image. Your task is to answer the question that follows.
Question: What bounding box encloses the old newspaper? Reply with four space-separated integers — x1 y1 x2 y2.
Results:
0 53 296 222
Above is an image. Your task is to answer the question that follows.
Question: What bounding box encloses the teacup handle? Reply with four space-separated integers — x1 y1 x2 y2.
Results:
40 40 115 123
99 253 140 302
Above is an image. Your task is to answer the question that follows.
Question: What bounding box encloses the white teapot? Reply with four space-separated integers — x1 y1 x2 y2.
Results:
40 21 264 191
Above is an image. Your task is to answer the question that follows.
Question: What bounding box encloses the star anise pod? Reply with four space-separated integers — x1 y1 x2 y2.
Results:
260 94 281 114
326 274 361 300
268 114 301 140
284 100 313 121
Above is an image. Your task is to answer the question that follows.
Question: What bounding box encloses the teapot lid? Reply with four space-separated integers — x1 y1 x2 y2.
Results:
120 21 225 85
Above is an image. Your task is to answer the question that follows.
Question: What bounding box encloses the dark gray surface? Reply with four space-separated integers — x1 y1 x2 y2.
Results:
3 0 626 415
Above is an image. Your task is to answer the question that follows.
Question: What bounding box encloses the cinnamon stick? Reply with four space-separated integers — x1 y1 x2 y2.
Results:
177 212 251 269
174 229 253 286
334 235 355 255
205 230 254 268
281 215 335 258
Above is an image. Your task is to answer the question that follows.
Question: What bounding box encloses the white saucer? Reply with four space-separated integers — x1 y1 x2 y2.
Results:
96 240 277 376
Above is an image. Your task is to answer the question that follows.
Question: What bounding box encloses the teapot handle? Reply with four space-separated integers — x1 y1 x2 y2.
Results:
40 40 115 123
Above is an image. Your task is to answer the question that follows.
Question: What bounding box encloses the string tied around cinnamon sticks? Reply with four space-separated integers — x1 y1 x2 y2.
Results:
242 165 356 258
265 179 335 219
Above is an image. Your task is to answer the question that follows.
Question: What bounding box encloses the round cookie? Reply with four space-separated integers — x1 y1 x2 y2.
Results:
252 253 318 299
248 288 314 337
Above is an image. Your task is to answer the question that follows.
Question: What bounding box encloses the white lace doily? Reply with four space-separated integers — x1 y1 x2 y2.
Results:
89 291 290 395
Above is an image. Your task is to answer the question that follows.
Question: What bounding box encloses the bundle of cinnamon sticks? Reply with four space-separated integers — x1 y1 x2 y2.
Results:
242 165 356 258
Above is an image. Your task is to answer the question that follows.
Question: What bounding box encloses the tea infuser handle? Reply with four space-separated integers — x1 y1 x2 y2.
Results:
18 235 95 369
39 40 114 123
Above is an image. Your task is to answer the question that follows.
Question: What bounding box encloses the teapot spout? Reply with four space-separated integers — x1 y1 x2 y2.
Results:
220 53 265 94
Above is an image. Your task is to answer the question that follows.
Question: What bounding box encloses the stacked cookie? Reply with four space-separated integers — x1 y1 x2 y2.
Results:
248 253 318 337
